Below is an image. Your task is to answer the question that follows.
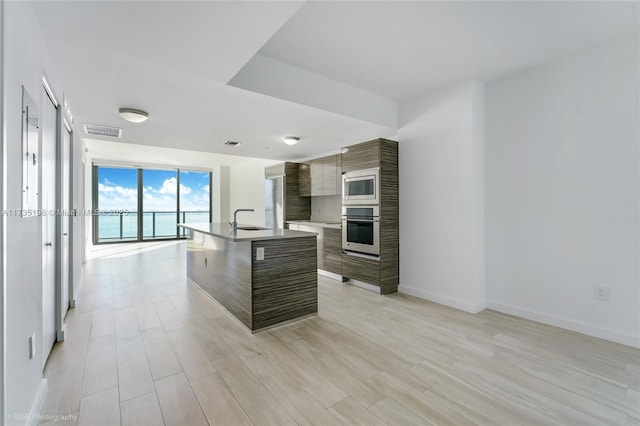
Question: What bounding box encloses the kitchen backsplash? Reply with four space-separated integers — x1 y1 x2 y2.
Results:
311 195 341 222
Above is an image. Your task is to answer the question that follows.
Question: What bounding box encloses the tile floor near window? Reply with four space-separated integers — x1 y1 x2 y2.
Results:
40 241 639 425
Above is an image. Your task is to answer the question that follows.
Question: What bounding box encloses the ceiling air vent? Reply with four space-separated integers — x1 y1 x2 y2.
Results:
84 123 122 138
224 140 242 147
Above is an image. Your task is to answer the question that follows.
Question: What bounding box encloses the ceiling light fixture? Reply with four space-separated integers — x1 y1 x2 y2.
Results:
119 108 149 123
283 136 300 146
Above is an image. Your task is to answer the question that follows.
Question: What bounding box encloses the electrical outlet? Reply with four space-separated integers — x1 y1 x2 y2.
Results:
256 247 265 261
594 286 609 301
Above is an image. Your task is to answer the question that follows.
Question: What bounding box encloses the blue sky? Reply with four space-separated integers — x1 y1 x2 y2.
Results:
98 167 210 212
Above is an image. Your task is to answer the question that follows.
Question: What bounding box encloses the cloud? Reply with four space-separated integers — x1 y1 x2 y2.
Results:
157 177 193 195
159 177 177 194
98 177 208 213
98 183 137 211
143 194 178 211
114 186 136 197
98 183 114 193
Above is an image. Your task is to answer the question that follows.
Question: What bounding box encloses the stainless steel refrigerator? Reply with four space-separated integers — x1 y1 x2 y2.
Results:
265 174 284 229
265 162 310 229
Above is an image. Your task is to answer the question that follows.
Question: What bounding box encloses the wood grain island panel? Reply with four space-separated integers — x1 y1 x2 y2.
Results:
183 224 318 332
252 237 318 330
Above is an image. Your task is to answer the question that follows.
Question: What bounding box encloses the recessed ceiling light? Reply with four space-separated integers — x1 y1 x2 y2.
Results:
224 140 242 147
119 108 149 123
283 136 300 146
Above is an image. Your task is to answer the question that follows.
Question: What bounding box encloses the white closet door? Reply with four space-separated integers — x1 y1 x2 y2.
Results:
61 127 71 315
42 89 57 367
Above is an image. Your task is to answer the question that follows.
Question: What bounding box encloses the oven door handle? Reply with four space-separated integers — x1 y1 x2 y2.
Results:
343 218 379 223
344 176 373 183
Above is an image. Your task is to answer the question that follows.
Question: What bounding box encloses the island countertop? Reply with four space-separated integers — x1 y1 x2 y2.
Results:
179 222 318 241
286 220 341 230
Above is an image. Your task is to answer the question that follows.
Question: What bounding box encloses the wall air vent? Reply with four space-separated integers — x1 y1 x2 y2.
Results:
83 123 122 138
224 140 242 147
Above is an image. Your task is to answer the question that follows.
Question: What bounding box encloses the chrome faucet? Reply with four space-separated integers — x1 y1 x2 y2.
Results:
230 209 254 231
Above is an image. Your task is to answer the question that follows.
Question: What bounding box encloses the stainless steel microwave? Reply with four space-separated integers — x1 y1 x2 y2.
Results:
342 167 380 205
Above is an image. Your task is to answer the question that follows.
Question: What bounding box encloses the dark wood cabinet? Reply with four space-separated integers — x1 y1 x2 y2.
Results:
284 162 311 221
341 253 380 286
323 228 342 275
295 138 398 294
341 139 381 173
340 138 399 294
298 163 311 197
266 162 311 222
289 223 342 275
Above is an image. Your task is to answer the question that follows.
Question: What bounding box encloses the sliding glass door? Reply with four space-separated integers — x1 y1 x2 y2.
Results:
143 169 178 239
178 170 211 237
95 166 138 242
93 165 211 243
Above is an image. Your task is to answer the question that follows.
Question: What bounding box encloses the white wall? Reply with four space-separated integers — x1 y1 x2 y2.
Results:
229 53 398 129
485 37 640 347
1 0 5 418
212 165 230 224
3 1 62 422
70 135 85 306
229 158 280 226
397 79 486 313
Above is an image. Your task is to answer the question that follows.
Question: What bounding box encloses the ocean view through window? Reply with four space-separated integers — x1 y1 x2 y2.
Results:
93 166 211 243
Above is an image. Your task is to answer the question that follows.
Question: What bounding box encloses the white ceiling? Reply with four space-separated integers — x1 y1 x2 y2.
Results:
260 1 639 100
30 1 638 164
83 138 254 170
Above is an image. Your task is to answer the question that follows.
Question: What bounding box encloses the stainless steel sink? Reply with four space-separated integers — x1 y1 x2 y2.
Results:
237 226 265 231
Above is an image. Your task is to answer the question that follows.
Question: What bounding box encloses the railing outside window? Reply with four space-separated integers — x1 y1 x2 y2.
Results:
97 210 208 242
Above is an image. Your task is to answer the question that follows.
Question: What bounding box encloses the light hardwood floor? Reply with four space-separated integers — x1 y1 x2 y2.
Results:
39 241 639 425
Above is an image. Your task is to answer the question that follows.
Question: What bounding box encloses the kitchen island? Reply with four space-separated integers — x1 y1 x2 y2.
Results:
180 223 318 332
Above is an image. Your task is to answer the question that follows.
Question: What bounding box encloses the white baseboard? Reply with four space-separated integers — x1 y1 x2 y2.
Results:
395 285 639 347
69 267 84 309
56 326 65 343
318 269 342 282
26 379 48 426
347 279 380 293
488 300 640 348
397 285 487 314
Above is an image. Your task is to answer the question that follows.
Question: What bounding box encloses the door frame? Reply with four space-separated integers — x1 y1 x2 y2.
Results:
1 0 6 417
41 79 58 366
54 111 71 342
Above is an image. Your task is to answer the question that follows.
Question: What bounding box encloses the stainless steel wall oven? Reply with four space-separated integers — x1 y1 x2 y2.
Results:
341 205 379 256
